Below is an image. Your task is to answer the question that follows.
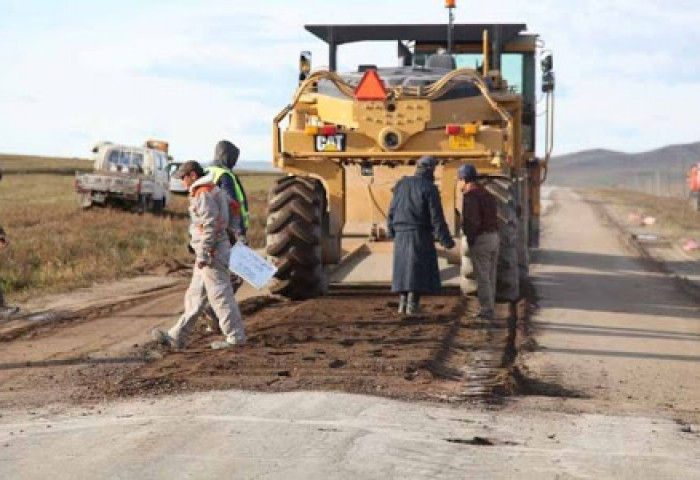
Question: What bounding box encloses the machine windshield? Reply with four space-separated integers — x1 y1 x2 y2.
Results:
453 53 524 93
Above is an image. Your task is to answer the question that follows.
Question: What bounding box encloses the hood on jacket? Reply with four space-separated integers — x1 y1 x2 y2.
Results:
189 171 216 194
213 140 240 169
415 155 437 181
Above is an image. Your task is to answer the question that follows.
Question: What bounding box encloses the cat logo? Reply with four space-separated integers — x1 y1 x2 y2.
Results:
314 134 346 152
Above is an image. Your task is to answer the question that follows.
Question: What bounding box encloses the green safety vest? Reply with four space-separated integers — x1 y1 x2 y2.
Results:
206 166 250 228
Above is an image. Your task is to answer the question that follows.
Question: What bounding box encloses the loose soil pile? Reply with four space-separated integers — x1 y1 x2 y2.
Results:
107 293 513 403
0 290 517 409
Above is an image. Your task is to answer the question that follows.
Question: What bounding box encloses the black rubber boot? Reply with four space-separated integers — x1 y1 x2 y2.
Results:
406 292 420 315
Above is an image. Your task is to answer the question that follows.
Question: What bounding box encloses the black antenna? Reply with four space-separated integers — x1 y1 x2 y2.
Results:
446 1 456 53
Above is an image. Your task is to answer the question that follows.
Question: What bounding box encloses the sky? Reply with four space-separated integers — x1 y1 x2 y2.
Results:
1 0 699 165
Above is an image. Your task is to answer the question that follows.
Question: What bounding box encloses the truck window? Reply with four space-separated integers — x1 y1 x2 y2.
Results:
447 52 523 94
107 148 144 171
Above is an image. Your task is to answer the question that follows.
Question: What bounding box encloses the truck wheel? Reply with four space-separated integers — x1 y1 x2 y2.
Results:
151 198 165 215
266 176 325 300
515 178 530 292
136 195 151 215
483 178 520 302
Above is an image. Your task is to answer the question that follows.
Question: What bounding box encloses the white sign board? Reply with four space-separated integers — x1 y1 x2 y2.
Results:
228 243 277 290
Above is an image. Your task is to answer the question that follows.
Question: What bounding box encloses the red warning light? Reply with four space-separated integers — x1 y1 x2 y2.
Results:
320 125 337 136
354 70 387 101
445 125 461 135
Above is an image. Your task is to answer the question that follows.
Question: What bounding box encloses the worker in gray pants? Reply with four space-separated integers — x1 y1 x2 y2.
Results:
458 164 499 319
152 161 246 350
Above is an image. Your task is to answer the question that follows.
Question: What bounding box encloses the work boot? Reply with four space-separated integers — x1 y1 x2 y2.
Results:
211 336 247 350
0 305 19 319
151 328 182 349
406 292 420 315
398 294 407 314
470 310 495 320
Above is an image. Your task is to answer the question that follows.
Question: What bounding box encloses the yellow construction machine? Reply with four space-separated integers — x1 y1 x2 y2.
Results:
266 4 555 300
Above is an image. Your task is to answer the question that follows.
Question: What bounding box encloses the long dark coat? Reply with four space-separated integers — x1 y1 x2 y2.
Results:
387 169 454 294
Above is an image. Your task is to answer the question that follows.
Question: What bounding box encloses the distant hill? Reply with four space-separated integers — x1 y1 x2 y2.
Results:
237 161 279 172
549 142 700 193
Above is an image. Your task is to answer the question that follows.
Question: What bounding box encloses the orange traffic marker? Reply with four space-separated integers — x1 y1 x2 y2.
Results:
354 70 387 101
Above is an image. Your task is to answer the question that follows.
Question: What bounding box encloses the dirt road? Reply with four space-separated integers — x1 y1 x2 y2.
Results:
519 188 700 423
1 187 700 478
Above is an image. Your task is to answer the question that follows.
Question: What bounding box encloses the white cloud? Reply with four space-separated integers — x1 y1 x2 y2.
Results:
0 0 698 163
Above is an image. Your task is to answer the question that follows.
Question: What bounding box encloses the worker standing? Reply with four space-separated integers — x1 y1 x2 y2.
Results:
388 156 455 314
0 170 19 319
205 140 250 244
458 164 499 319
152 161 246 350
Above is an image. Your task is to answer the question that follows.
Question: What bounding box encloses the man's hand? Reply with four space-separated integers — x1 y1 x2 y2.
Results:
442 240 456 251
197 249 214 268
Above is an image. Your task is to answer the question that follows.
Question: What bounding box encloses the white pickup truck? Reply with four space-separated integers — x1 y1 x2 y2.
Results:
75 141 171 213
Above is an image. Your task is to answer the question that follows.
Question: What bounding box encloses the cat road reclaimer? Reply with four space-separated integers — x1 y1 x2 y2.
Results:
266 5 555 301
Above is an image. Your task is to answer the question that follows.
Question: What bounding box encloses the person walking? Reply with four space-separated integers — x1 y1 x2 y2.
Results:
458 164 499 319
152 160 246 350
388 156 455 314
0 170 19 319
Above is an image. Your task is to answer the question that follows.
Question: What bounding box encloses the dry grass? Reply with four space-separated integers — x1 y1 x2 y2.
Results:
0 160 279 301
588 188 700 259
0 153 92 175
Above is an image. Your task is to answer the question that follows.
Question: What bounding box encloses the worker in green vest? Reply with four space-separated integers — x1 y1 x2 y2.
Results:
206 140 250 244
202 140 249 334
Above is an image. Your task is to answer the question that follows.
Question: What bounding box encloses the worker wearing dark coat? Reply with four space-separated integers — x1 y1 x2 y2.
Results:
388 156 455 314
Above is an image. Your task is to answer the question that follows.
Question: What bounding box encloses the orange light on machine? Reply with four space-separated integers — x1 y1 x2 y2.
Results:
305 125 319 135
463 123 478 135
445 0 457 7
445 125 461 135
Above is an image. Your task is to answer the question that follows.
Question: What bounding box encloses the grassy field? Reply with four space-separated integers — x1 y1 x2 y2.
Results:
588 188 700 258
0 156 279 301
0 153 92 175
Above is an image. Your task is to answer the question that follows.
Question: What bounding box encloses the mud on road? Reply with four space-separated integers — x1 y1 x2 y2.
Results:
0 288 519 409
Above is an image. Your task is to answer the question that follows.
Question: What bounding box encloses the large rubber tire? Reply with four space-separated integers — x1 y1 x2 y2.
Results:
515 176 530 293
266 176 326 300
151 198 165 216
134 194 151 215
482 178 520 302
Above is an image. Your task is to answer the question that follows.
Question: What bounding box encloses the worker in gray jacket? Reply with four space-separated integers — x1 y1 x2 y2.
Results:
152 161 246 350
